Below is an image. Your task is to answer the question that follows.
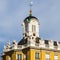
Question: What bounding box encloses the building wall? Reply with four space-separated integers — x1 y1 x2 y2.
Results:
28 48 60 60
12 51 16 60
58 53 60 60
2 49 60 60
50 52 54 60
41 50 45 60
16 51 24 60
6 55 10 60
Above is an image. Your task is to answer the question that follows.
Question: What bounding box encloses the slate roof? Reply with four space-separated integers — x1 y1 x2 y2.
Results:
18 38 58 46
44 40 58 46
18 38 28 45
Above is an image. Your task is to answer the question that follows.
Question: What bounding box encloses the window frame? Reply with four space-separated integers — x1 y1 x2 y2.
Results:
45 54 50 60
32 25 36 32
17 54 22 60
54 55 58 60
35 52 40 60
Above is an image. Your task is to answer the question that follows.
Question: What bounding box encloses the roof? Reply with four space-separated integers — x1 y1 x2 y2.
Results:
24 15 38 23
18 38 28 45
44 40 58 46
18 37 58 46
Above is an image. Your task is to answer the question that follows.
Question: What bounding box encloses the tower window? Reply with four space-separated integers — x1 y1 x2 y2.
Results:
32 25 36 32
35 52 40 60
25 24 28 32
17 54 22 60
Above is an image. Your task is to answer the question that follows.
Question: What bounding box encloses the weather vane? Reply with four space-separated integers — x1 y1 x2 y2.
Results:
29 1 33 16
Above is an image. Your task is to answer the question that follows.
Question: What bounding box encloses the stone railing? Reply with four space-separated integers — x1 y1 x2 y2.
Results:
3 42 60 52
45 44 58 50
3 44 29 52
35 43 59 50
54 46 58 49
45 44 49 48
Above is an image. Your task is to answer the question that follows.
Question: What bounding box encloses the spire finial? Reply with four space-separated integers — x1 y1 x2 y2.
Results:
29 1 33 16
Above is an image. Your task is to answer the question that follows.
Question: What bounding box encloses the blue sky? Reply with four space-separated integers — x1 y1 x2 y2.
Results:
0 0 60 59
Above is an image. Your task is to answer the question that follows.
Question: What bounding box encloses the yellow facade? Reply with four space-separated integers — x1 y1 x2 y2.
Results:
6 55 10 60
2 48 60 60
50 52 54 60
12 52 16 60
58 53 60 60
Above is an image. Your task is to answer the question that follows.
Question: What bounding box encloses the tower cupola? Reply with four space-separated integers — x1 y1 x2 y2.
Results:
22 1 40 39
22 15 40 38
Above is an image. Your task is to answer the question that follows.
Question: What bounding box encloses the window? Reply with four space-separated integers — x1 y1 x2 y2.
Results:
54 55 58 60
45 54 50 60
25 24 28 32
17 54 22 60
35 52 40 60
32 25 36 32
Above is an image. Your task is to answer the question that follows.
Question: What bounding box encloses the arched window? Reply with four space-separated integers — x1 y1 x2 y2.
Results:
32 25 36 32
25 24 28 32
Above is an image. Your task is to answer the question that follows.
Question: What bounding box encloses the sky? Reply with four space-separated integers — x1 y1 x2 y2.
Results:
0 0 60 59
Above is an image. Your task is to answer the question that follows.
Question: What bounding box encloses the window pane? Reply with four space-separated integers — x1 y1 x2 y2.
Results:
25 24 28 32
17 54 22 60
35 52 40 59
45 54 50 60
54 55 58 60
